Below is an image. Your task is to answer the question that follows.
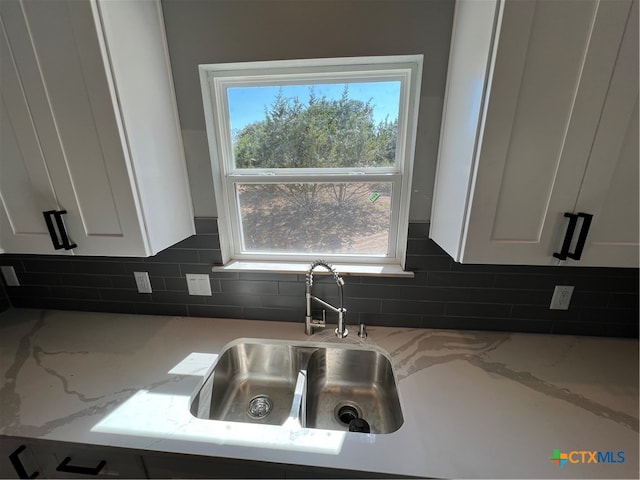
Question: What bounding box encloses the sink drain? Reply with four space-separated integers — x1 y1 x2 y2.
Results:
247 395 273 419
335 403 362 425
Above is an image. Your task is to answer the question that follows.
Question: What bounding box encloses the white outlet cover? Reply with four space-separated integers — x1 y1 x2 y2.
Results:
550 285 574 310
134 272 152 294
186 274 212 296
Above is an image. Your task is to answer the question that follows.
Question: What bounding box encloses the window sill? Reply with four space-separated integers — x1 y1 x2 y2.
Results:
211 260 414 278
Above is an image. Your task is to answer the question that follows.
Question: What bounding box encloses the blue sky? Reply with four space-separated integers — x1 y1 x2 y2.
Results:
227 81 401 132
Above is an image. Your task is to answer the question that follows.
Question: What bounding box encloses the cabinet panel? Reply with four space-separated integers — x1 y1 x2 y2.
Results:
1 437 147 479
44 444 146 479
141 452 390 479
429 0 499 260
578 2 639 266
0 439 43 479
0 103 55 239
19 0 147 255
465 0 631 263
143 453 285 479
489 0 597 241
0 0 194 256
587 102 640 246
95 0 196 255
0 12 62 253
431 0 637 267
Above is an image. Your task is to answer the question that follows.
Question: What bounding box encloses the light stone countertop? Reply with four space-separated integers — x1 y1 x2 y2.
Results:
0 309 637 478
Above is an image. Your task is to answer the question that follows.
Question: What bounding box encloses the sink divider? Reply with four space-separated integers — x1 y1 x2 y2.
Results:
283 369 308 429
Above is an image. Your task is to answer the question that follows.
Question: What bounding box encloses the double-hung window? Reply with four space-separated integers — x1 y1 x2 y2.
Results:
200 55 422 271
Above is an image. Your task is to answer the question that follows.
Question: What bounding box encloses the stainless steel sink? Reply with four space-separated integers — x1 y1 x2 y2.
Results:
190 341 302 425
190 339 404 434
304 347 403 434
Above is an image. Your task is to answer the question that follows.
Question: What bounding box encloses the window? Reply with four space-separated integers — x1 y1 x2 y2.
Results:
200 56 422 270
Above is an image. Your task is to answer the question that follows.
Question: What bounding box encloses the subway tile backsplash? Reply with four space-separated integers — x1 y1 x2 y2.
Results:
0 280 9 313
0 219 638 338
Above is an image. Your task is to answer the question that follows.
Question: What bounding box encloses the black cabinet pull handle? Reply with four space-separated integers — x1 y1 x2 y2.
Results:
53 210 77 250
553 212 578 260
9 445 39 479
42 210 76 250
43 210 64 250
567 213 593 261
56 457 106 476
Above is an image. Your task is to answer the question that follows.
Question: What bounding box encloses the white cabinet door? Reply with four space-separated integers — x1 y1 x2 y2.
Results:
95 0 196 256
576 2 639 267
42 442 146 479
0 0 194 257
430 0 637 267
0 437 147 479
0 4 69 254
0 439 43 479
17 0 148 257
142 452 286 479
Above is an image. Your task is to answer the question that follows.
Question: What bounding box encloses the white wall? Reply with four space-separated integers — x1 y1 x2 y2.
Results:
161 0 454 220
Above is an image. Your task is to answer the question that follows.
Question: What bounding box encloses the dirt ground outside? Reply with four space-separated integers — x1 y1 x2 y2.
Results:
237 183 391 254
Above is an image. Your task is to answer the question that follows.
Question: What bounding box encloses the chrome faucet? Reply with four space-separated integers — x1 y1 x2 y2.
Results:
305 260 347 338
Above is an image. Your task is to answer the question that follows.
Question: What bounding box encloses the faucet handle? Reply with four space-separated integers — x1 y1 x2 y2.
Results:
305 310 326 335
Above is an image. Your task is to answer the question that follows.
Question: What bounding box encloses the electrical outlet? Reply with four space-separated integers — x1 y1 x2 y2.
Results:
0 266 19 286
134 271 152 293
550 285 574 310
186 274 212 296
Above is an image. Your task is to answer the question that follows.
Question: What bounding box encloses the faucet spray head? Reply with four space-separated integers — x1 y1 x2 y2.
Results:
306 259 342 287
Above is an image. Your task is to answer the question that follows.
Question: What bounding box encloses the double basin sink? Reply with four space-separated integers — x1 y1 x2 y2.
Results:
190 338 404 434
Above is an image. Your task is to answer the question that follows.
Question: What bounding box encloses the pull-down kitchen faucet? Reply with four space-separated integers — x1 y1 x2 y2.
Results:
304 260 347 338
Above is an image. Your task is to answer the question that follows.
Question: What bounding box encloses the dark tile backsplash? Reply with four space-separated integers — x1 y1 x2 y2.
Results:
0 278 9 313
0 219 638 337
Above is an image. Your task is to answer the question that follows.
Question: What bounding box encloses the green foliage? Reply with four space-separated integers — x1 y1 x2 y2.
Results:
233 87 397 169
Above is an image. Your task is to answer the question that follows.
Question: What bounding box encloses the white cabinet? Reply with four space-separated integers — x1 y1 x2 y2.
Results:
0 0 194 257
140 451 380 479
0 437 146 479
1 438 375 479
141 452 286 479
430 0 638 267
0 438 43 479
38 443 146 479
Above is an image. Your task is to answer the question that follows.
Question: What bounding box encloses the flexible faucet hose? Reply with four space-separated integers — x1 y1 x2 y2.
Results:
306 259 344 313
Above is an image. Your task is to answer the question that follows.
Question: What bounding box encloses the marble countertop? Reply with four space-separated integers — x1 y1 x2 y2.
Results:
0 309 637 478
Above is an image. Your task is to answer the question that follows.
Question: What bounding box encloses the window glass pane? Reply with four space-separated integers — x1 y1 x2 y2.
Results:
236 182 392 255
228 82 400 169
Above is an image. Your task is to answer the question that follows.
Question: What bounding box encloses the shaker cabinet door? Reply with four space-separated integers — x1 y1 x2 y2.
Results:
0 437 146 479
574 2 639 267
462 0 632 265
0 3 67 254
0 439 43 480
0 0 193 257
431 0 638 267
0 0 147 256
18 0 147 257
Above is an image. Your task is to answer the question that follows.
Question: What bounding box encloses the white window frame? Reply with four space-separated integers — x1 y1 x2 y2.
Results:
199 55 422 273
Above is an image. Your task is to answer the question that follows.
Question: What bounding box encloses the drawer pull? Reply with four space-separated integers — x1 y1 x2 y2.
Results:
566 213 593 261
8 445 39 479
42 210 77 250
43 210 64 250
553 212 593 261
53 210 77 250
56 457 106 476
